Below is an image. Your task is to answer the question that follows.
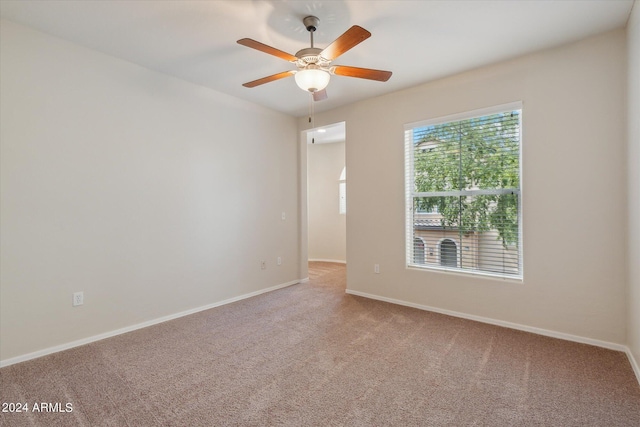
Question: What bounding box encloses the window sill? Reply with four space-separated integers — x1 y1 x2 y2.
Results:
406 264 523 284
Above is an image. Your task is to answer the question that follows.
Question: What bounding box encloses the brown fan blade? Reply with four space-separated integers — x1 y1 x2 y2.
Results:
319 26 371 61
237 38 298 62
332 65 392 82
242 70 295 88
313 89 328 102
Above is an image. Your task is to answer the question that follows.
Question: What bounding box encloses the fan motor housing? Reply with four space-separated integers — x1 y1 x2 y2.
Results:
295 47 327 67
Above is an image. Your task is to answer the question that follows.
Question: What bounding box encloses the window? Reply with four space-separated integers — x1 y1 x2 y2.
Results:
413 237 426 264
439 239 458 267
405 102 522 279
416 204 438 214
339 167 346 214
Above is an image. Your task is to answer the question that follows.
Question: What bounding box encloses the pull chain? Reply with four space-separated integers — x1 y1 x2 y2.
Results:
308 92 315 129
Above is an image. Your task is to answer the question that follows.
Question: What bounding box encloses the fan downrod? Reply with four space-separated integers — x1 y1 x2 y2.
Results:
296 16 322 60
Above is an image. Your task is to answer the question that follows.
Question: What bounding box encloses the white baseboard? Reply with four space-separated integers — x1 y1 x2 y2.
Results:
345 289 630 353
309 258 346 264
0 278 304 368
627 348 640 385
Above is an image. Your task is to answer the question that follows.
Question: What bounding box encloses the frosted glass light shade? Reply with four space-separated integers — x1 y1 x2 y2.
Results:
295 68 330 92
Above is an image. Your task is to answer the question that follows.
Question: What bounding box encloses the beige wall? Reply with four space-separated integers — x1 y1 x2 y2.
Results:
628 2 640 374
299 29 628 344
0 20 300 362
307 141 346 263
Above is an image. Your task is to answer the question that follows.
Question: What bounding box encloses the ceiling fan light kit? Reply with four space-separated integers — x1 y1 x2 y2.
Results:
294 65 330 92
237 15 392 101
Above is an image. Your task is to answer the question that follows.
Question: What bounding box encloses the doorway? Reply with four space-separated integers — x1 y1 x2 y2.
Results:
305 122 346 265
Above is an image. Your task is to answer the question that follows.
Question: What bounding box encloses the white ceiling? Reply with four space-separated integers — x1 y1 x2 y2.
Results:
0 0 634 117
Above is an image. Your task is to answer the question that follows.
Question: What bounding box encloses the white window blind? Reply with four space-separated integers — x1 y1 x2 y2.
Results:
405 103 523 279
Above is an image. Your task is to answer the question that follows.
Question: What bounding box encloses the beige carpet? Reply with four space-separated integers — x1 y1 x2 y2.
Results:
1 262 639 426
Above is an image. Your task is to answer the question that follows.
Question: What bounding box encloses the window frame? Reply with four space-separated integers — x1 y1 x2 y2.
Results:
404 102 523 280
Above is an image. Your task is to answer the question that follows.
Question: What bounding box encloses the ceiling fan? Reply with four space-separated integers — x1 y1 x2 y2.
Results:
237 16 392 101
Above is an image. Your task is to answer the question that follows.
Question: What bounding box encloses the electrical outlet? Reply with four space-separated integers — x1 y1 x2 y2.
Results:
261 260 266 270
73 291 84 306
281 212 286 220
374 264 380 274
277 256 282 265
